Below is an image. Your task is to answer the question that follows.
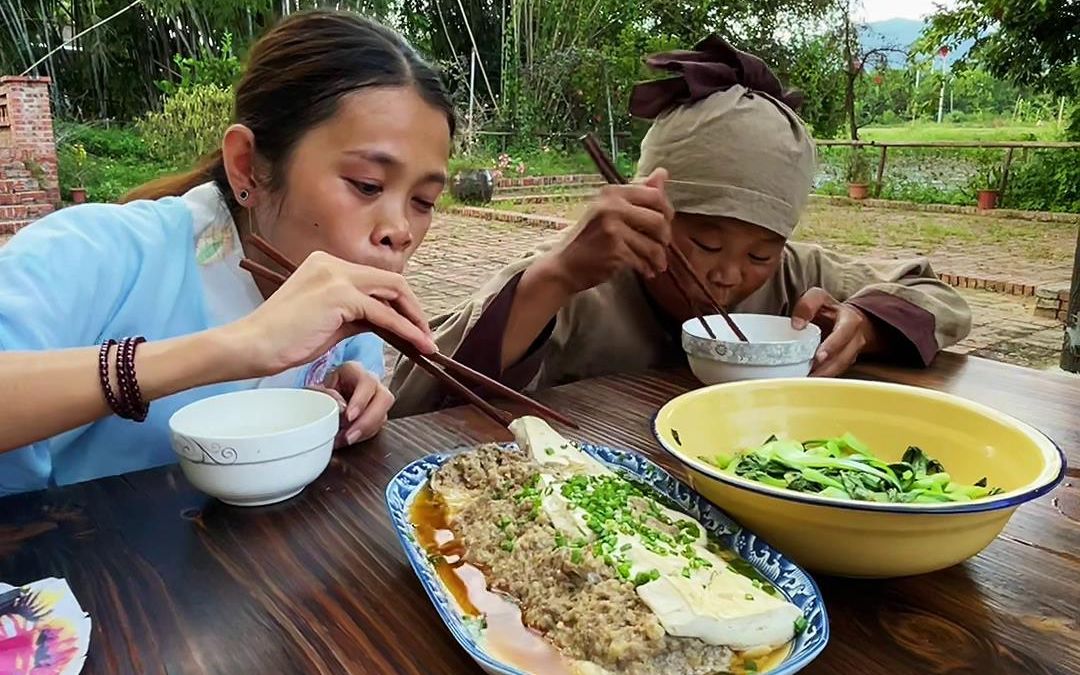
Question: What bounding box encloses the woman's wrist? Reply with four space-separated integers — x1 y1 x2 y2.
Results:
134 327 263 401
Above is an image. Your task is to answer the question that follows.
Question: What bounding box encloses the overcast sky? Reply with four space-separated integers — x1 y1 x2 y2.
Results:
858 0 956 22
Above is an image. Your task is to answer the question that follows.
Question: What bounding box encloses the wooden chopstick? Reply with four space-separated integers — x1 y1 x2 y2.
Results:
248 234 298 273
239 258 288 286
240 236 577 430
425 350 578 429
580 133 749 343
376 329 515 428
582 134 626 186
667 246 749 342
666 267 717 339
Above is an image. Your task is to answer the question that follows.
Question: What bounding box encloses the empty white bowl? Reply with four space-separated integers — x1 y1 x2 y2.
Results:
169 388 340 507
682 314 822 385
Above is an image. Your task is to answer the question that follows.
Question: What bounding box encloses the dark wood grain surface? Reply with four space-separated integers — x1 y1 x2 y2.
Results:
1 352 1077 675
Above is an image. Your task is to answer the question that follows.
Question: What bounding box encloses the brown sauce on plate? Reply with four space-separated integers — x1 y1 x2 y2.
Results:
412 487 571 674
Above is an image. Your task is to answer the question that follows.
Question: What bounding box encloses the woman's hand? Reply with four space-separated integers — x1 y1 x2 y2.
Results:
227 251 434 379
533 168 674 294
791 288 882 377
312 362 394 447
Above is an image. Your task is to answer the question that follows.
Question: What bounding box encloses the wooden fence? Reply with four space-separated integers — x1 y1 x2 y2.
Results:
816 139 1080 198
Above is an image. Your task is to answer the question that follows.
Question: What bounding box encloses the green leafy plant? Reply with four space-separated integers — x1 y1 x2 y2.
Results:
68 143 89 186
845 147 871 184
708 434 1003 503
56 122 154 161
157 33 242 96
977 163 1002 191
1004 149 1080 213
138 84 233 165
55 123 176 203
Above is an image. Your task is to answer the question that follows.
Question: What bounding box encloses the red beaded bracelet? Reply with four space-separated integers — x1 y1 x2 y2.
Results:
98 337 149 422
115 336 149 422
97 339 131 418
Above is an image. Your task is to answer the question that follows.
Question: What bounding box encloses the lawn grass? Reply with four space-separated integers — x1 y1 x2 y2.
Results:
859 122 1061 143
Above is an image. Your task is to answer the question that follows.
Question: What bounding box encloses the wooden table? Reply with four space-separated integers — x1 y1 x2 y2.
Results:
1 353 1077 675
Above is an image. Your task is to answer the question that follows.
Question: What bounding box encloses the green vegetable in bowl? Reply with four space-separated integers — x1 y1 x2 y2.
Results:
708 434 1004 503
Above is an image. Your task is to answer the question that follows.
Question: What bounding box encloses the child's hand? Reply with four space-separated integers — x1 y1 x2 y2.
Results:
311 362 394 446
539 168 674 293
791 288 882 377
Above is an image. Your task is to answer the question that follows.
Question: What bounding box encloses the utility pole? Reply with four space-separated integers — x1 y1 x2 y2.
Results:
936 53 946 123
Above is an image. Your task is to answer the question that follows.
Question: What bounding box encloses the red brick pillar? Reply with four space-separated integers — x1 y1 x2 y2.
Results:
0 76 60 207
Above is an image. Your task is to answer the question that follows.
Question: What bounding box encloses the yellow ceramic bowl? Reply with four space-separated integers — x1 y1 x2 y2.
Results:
653 378 1066 578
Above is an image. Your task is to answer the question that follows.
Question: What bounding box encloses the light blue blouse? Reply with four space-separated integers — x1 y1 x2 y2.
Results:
0 183 384 496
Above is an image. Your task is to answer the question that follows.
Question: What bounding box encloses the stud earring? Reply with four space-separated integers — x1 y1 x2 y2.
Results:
238 189 250 203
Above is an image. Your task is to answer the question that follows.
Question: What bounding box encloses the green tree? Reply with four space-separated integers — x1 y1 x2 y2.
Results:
779 34 847 138
856 66 912 127
0 0 394 120
924 0 1080 137
924 1 1080 370
949 67 1014 117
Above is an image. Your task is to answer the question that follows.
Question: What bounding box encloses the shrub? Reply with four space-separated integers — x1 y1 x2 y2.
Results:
157 34 242 97
1005 149 1080 213
879 110 901 125
56 122 153 160
845 147 871 184
56 122 176 203
138 84 232 165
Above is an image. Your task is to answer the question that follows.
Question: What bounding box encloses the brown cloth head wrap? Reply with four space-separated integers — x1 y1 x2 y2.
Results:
630 35 816 239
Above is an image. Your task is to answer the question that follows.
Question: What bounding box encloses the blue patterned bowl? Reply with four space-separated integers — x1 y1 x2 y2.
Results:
385 442 830 674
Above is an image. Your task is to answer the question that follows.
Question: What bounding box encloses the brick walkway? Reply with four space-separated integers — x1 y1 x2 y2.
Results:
951 290 1065 369
399 212 1072 373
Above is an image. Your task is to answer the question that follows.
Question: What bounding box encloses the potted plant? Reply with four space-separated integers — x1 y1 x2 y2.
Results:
975 164 1003 210
69 143 89 204
845 147 871 200
449 159 495 204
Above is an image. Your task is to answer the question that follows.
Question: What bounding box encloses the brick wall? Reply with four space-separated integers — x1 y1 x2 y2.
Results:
1034 283 1073 322
0 76 58 234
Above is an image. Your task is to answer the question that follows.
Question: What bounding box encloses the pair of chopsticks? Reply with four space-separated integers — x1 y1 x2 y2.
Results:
580 134 749 343
238 235 577 431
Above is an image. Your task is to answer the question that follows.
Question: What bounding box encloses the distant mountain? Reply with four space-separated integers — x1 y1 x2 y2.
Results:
860 18 974 68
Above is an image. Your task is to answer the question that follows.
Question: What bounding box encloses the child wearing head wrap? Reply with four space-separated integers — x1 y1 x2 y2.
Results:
390 36 972 416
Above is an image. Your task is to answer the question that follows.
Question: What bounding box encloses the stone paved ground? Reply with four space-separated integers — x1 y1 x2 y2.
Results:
951 290 1066 369
400 212 1073 373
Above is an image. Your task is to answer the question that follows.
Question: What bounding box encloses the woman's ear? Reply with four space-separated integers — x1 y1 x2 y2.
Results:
221 124 258 205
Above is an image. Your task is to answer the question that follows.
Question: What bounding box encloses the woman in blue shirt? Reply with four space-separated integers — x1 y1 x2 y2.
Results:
0 11 452 495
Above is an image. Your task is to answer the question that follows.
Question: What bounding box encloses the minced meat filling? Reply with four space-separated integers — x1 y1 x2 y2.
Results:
431 445 734 675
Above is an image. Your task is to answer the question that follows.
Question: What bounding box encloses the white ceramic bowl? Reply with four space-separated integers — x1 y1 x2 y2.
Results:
682 314 822 385
169 388 340 507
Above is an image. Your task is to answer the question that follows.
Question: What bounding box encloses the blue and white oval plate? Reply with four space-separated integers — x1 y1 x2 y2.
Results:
385 442 830 674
